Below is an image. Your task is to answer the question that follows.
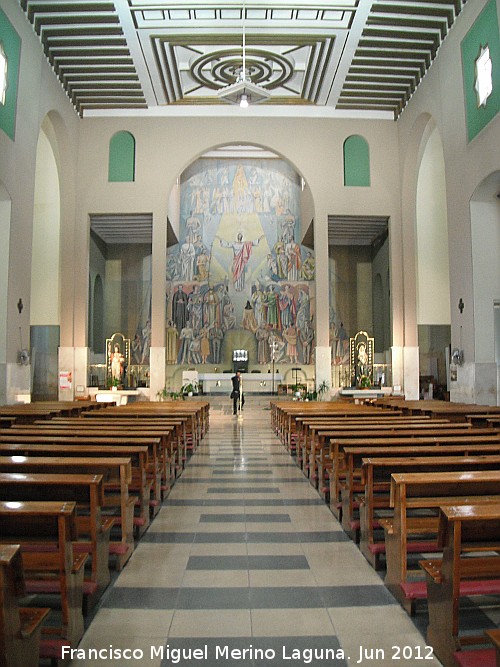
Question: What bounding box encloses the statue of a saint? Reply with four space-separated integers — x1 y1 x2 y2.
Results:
110 344 125 383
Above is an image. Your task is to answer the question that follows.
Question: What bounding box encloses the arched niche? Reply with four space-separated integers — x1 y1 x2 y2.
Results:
343 135 370 187
415 123 451 395
109 131 136 182
164 144 317 382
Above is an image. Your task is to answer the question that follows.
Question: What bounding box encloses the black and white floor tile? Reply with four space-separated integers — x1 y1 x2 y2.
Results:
69 398 443 667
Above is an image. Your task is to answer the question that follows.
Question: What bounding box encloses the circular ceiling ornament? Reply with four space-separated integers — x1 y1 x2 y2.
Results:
190 48 294 91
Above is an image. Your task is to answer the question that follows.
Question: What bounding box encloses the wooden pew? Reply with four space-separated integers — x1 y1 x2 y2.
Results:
327 432 500 521
0 456 135 571
0 433 154 534
420 504 500 667
485 630 500 667
308 422 475 488
1 426 164 511
0 500 85 656
293 413 432 458
357 451 500 568
85 402 210 452
0 472 111 608
0 544 50 667
273 403 385 452
31 417 184 489
381 471 500 614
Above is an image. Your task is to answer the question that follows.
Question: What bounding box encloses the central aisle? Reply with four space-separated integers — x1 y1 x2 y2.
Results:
71 398 441 667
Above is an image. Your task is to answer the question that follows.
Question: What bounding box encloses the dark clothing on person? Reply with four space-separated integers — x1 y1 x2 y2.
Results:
231 373 245 414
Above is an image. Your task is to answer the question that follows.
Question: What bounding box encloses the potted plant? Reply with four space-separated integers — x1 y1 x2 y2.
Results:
108 376 120 391
182 381 198 397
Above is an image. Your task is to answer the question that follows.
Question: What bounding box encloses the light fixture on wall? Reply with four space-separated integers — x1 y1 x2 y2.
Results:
217 3 270 108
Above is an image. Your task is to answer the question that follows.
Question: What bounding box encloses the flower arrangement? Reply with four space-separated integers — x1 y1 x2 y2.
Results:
357 374 372 389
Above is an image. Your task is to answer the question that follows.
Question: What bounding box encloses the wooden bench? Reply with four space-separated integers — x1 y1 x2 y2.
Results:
0 429 160 520
357 451 500 568
419 503 500 667
0 500 85 656
33 417 184 490
0 472 111 608
85 402 210 452
0 544 50 667
308 422 476 490
328 432 500 521
293 414 432 463
270 401 386 450
296 416 450 478
0 455 135 571
381 471 500 614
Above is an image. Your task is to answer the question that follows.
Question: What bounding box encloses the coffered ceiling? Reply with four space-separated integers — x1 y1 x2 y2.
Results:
18 0 468 118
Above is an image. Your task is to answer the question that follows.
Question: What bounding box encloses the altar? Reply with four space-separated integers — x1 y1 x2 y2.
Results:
199 373 282 394
95 389 141 405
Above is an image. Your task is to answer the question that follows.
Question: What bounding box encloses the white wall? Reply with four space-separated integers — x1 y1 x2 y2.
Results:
416 127 451 325
31 128 61 325
471 199 500 363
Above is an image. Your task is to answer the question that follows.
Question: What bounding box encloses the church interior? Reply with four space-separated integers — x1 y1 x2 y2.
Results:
0 0 500 665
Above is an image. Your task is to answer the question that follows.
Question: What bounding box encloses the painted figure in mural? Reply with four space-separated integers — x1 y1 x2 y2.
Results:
187 286 203 332
141 320 151 364
131 334 142 365
218 233 265 291
232 164 250 213
265 285 280 329
166 320 179 365
178 324 194 364
172 284 189 332
196 248 209 281
203 288 219 327
242 300 258 333
186 212 201 242
223 302 236 330
209 324 224 364
301 251 315 281
295 288 310 331
298 322 314 365
256 324 270 364
336 322 349 364
285 240 302 281
273 241 288 279
180 241 196 282
251 282 266 327
266 253 280 282
278 284 296 329
200 328 210 364
283 325 298 364
281 210 296 244
189 334 202 365
110 344 125 383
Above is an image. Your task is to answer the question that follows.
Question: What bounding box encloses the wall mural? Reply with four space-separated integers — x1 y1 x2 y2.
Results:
166 158 315 367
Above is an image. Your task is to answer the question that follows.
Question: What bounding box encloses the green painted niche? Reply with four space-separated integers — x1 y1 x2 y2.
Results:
343 135 370 187
108 131 136 182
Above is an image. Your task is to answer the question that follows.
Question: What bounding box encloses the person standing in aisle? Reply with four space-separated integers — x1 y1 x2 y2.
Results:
231 371 244 415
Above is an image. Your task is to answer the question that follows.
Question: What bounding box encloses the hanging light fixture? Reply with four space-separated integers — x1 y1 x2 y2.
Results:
217 2 270 107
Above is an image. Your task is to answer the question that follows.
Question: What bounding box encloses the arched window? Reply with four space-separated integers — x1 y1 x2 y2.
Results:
343 135 370 187
108 131 135 182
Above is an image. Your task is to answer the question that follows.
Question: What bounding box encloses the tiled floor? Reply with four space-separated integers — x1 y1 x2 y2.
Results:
69 398 443 667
